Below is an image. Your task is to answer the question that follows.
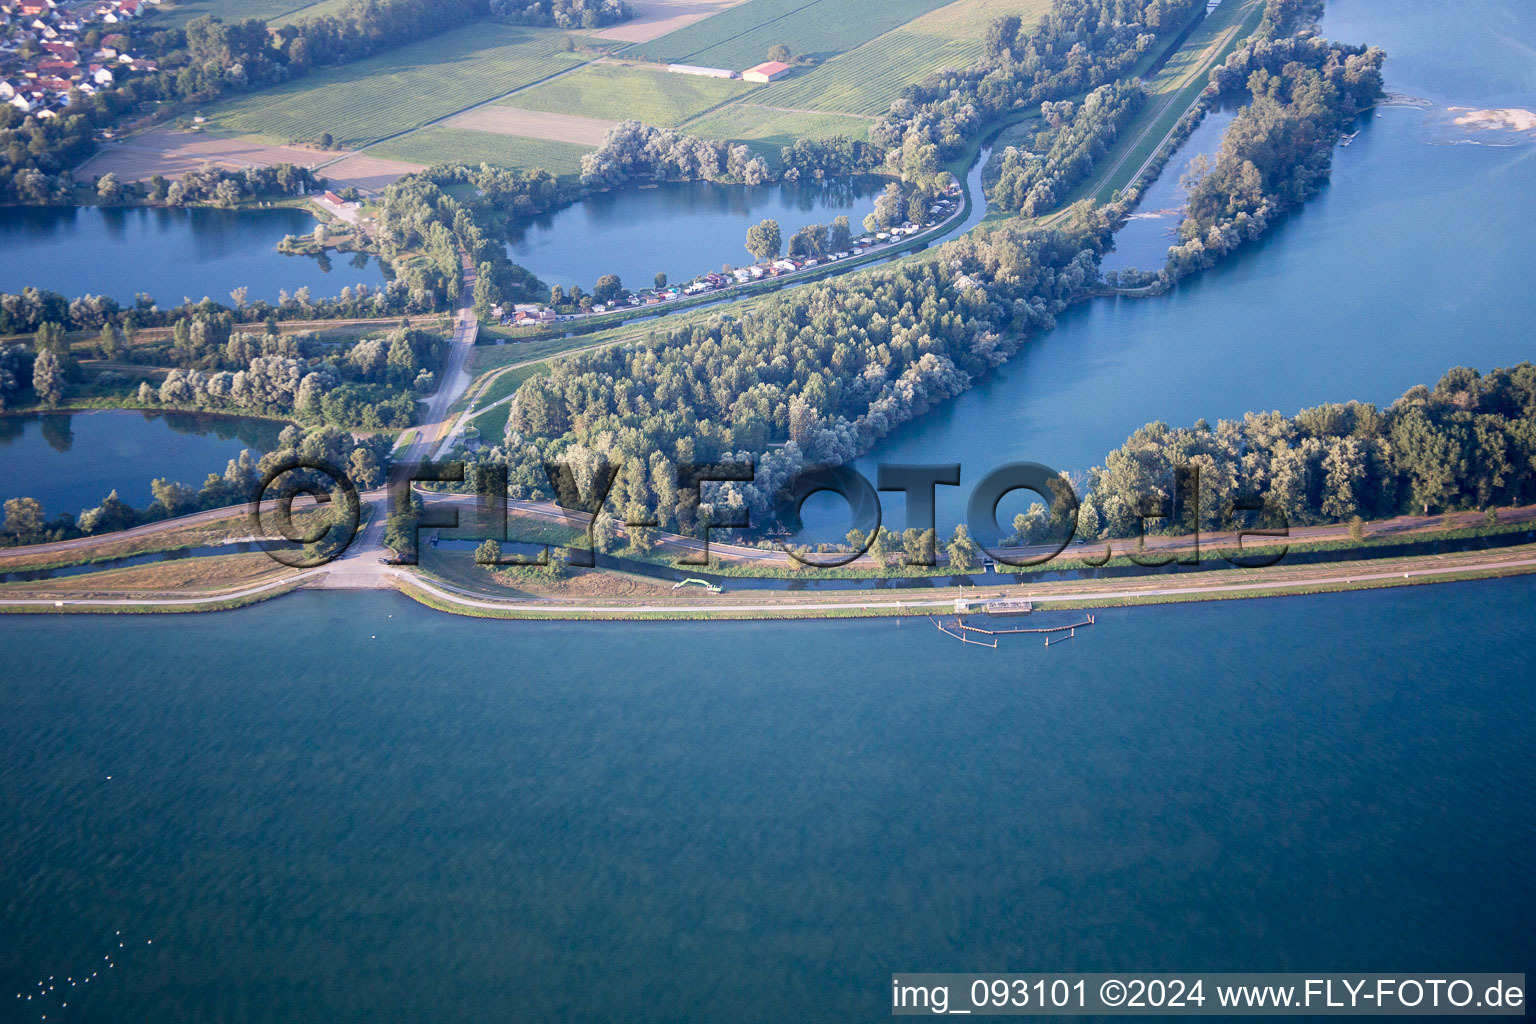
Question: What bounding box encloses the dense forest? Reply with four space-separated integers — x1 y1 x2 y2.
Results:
1163 35 1384 279
0 315 444 430
989 79 1146 216
1077 364 1536 541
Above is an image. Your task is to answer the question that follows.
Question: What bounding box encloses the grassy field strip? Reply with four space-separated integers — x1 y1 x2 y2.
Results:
149 0 319 26
680 104 878 161
631 0 956 69
267 0 351 26
369 127 593 178
206 23 583 148
1085 0 1266 206
496 61 760 126
1026 0 1265 225
768 31 982 115
901 0 1052 38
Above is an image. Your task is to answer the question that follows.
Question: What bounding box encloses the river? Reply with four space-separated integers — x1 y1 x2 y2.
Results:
506 175 889 291
0 410 282 517
0 582 1531 1022
0 205 388 306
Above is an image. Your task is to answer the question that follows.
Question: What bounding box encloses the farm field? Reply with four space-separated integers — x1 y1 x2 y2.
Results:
370 126 592 179
498 62 758 126
452 107 617 146
902 0 1053 38
768 30 981 115
268 0 353 26
764 0 1053 115
201 23 584 148
591 0 753 43
681 104 873 164
630 0 957 69
147 0 318 26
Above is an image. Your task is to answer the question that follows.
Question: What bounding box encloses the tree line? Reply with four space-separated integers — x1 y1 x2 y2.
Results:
488 0 632 29
871 0 1204 186
1075 364 1536 543
989 79 1146 216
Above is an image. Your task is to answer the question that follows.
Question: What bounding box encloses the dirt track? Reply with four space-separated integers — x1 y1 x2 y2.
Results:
78 129 422 191
450 106 617 146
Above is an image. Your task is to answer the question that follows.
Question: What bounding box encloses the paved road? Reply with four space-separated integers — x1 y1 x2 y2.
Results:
11 547 1531 615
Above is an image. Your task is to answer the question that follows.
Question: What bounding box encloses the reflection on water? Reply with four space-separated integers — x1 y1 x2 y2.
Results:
0 409 284 515
507 176 890 289
0 205 387 305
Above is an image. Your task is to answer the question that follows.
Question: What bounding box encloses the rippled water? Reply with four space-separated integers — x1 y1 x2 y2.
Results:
1 582 1533 1022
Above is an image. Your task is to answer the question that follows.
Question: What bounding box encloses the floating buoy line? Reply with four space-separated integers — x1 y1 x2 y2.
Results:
929 613 1096 649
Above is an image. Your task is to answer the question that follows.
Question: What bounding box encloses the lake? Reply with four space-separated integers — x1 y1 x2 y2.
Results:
506 176 889 291
0 205 388 306
0 410 283 518
0 581 1530 1022
842 0 1536 535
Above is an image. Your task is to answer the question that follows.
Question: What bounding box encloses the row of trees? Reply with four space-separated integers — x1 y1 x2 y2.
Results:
1078 364 1536 541
488 0 632 28
871 0 1204 184
579 123 889 190
989 80 1146 216
0 279 426 339
579 121 774 188
0 424 389 547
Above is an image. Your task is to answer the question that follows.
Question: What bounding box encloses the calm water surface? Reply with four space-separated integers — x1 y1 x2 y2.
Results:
0 410 282 516
0 582 1531 1022
853 0 1536 533
0 205 388 305
507 176 888 290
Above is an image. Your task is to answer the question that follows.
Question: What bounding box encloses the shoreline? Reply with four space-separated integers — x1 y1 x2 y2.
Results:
4 539 1533 620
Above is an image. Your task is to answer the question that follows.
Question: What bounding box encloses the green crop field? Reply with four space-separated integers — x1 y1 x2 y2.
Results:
371 126 592 178
902 0 1053 39
268 0 353 26
202 23 582 148
148 0 317 25
631 0 957 70
498 63 757 126
682 104 872 166
768 31 982 115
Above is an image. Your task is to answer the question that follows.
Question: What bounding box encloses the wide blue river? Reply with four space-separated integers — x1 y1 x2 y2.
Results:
0 583 1532 1022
